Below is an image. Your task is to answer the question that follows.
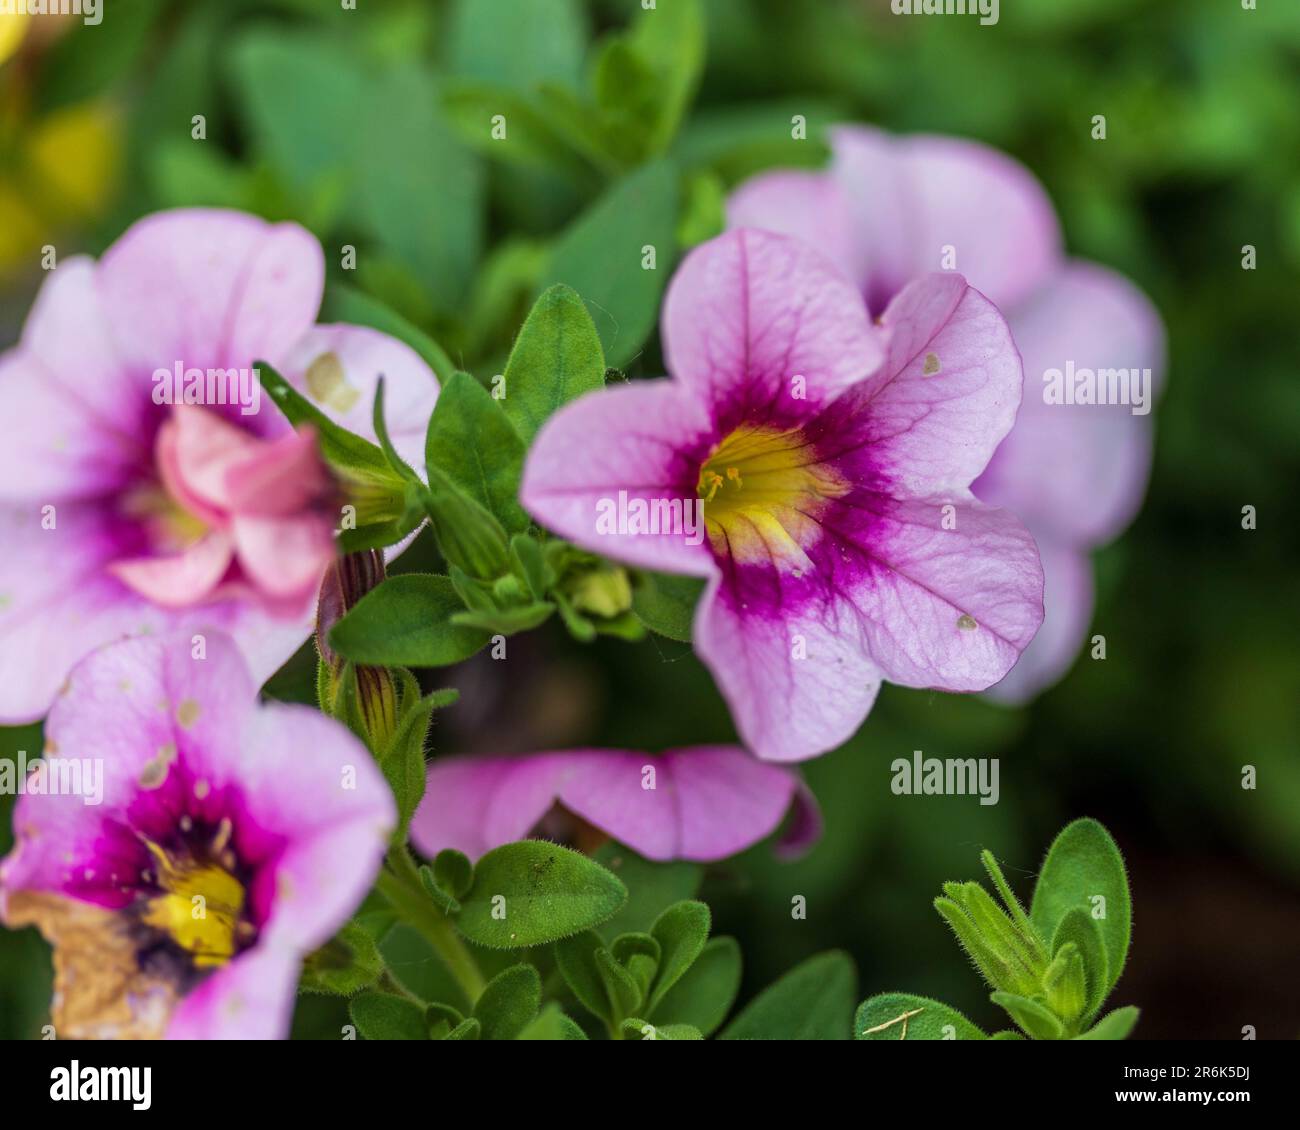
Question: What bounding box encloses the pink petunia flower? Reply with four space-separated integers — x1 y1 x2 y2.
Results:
729 126 1166 700
521 228 1044 762
411 746 820 863
0 208 438 724
0 631 394 1039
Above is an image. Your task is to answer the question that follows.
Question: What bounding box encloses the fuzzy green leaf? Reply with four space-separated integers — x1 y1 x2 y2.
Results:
1052 906 1110 1020
473 963 542 1040
329 573 489 667
500 284 605 445
631 572 704 642
719 951 856 1041
1074 1005 1140 1040
516 1003 589 1040
299 922 385 997
433 849 475 900
990 991 1064 1040
455 841 627 949
855 992 987 1041
538 160 679 367
349 991 429 1041
645 900 710 1015
1030 818 1131 997
620 1018 704 1041
648 935 741 1036
425 371 529 534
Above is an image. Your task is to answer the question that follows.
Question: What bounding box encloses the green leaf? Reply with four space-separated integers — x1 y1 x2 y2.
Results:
447 0 587 93
455 841 628 949
539 160 680 368
451 602 556 635
434 849 475 900
321 284 456 385
421 471 513 580
596 947 643 1021
620 1018 703 1041
473 963 542 1040
1030 818 1131 997
855 993 987 1041
1075 1005 1140 1041
425 1001 465 1040
444 1017 481 1040
594 845 703 939
555 930 616 1024
500 284 606 444
349 991 429 1040
1051 907 1110 1020
631 572 704 642
442 81 601 186
234 31 482 313
418 865 461 916
990 991 1064 1040
329 574 489 667
36 0 165 114
646 900 710 1015
1043 943 1088 1024
426 372 529 534
300 922 385 996
719 951 856 1041
601 0 704 155
509 534 553 600
258 363 392 479
516 1003 589 1040
648 935 741 1036
610 932 661 998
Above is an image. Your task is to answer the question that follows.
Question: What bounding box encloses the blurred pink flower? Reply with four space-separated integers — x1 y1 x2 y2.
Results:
0 208 438 723
411 746 820 863
730 126 1165 700
522 228 1043 762
0 632 393 1039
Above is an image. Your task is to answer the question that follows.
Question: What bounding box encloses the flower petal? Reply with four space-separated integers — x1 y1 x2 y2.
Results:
823 496 1044 691
661 227 885 430
108 532 235 608
820 273 1022 498
19 256 152 449
0 509 309 724
974 261 1165 546
726 169 867 288
694 569 884 762
97 209 323 375
166 944 299 1040
984 536 1093 704
521 379 718 576
831 126 1063 313
277 323 440 472
0 347 143 502
410 747 804 862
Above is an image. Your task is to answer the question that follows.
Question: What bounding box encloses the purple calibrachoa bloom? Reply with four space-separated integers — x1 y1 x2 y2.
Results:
0 208 438 724
411 746 819 863
729 127 1165 701
0 631 393 1039
522 228 1044 762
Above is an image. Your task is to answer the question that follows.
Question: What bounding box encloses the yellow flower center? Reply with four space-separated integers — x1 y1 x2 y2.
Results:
695 425 848 567
121 483 208 552
139 833 248 969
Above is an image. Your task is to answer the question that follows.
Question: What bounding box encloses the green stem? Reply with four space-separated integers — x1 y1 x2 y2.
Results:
378 850 486 1003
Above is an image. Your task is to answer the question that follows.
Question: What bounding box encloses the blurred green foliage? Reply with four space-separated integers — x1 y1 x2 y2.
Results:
2 0 1297 1040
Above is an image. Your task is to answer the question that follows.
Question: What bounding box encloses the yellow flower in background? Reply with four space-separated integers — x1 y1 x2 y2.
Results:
0 14 28 66
0 101 119 271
